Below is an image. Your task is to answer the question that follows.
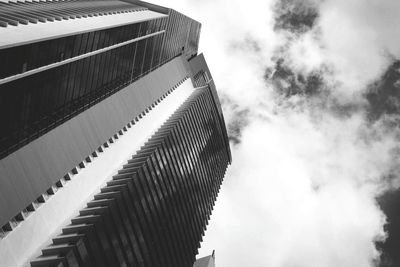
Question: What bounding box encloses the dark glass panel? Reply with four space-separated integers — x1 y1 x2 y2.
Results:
64 35 75 60
155 147 191 260
142 38 153 73
133 39 146 76
0 11 202 160
144 161 176 266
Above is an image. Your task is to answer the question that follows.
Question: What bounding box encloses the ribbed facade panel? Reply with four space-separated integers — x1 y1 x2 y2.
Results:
0 0 146 28
30 85 230 267
160 9 200 63
188 54 232 162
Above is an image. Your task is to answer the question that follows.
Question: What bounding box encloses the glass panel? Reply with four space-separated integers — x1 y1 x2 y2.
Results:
0 12 202 159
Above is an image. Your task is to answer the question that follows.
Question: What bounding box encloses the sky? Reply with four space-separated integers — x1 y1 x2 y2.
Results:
152 0 400 266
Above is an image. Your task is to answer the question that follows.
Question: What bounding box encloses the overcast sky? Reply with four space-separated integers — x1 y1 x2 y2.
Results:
152 0 400 266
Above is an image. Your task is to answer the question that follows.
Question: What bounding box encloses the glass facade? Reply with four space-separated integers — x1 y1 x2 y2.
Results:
30 85 230 267
0 9 201 159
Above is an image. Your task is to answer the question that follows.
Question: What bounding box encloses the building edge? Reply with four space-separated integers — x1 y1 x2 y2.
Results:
187 53 232 163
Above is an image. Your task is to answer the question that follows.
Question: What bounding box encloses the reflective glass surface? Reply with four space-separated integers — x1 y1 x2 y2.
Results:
0 10 201 159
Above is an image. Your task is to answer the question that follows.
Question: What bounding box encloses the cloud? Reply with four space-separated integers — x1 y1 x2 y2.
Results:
366 61 400 121
200 111 396 266
221 96 250 146
151 0 400 266
274 0 319 34
277 0 400 99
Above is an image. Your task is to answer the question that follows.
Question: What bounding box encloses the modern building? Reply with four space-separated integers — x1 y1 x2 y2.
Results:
0 1 231 266
194 251 216 267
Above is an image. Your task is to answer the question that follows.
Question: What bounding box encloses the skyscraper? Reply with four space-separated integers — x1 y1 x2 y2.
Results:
0 1 231 266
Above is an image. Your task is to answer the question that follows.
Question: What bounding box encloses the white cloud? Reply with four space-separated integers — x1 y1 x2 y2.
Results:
286 31 325 74
200 112 394 267
282 0 400 99
150 0 400 266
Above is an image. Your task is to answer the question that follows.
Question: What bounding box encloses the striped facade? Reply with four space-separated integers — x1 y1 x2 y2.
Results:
0 1 231 266
0 0 147 27
31 82 229 267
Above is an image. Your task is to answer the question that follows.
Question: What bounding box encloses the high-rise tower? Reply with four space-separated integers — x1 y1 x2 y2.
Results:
0 1 231 266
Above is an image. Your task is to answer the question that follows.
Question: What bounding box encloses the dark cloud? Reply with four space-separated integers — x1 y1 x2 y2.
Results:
329 100 365 118
271 58 325 97
269 44 366 120
270 0 329 108
268 59 360 119
228 115 249 146
366 61 400 121
362 62 400 267
274 0 319 34
376 189 400 267
270 68 363 118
